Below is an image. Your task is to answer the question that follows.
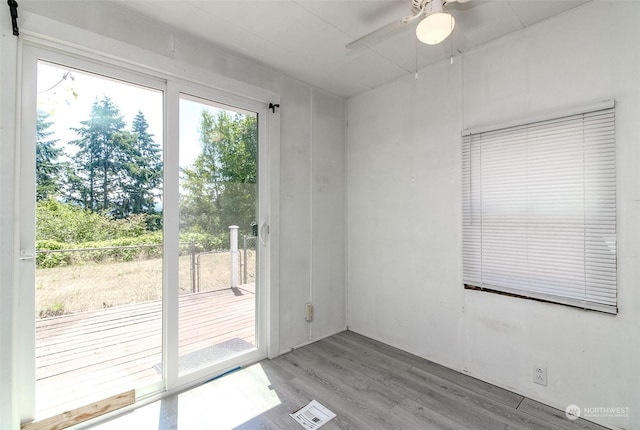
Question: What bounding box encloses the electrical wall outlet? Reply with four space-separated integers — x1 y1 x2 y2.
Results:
533 366 547 386
305 303 314 322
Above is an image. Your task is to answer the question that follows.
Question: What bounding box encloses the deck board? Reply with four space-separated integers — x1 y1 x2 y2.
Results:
35 287 255 420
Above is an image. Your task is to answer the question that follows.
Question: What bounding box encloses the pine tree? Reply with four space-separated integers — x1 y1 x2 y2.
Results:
129 111 162 219
69 96 130 214
35 110 63 200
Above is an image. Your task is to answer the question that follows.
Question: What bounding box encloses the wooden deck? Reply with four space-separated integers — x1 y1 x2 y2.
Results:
35 287 255 419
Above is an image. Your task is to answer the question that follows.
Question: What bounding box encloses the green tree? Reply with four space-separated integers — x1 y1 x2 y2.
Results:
69 96 128 212
180 110 257 241
128 111 162 226
214 111 257 237
36 110 63 200
107 130 139 218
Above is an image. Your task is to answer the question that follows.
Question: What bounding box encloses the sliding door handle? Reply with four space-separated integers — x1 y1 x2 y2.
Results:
259 222 269 246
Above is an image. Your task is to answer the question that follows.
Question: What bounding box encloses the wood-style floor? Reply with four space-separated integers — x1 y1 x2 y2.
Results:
35 287 255 420
89 331 607 430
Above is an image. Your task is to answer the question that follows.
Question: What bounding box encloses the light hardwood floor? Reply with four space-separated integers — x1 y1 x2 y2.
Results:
88 331 607 430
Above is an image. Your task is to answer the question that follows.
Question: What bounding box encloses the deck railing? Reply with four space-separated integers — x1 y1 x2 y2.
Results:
36 237 257 293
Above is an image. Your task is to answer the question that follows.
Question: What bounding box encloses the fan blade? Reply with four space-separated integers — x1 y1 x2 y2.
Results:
346 18 411 50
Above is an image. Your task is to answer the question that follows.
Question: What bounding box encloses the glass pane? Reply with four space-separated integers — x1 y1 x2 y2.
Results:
35 61 164 418
178 94 257 376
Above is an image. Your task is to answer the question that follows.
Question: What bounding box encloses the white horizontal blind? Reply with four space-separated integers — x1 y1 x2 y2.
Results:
462 105 616 313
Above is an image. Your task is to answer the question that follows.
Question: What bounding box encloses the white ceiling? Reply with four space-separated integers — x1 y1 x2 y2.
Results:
35 0 591 98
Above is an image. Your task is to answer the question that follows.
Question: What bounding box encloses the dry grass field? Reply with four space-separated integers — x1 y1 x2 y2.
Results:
35 250 256 318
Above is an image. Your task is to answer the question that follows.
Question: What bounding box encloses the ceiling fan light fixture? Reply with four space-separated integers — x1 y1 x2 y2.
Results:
416 1 455 45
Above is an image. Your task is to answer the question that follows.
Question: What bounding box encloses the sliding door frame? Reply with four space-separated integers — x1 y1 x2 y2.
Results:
17 38 279 424
165 79 271 392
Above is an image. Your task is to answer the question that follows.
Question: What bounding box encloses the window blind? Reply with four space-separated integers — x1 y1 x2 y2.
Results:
462 103 616 314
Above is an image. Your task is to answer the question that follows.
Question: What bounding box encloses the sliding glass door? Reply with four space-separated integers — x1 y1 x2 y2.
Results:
23 57 165 419
19 46 268 422
177 94 258 376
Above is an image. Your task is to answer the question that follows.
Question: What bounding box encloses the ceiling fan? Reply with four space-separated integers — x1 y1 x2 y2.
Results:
346 0 469 50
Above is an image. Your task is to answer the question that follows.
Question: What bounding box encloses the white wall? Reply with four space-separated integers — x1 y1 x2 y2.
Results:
347 2 640 429
0 3 346 429
279 82 346 352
